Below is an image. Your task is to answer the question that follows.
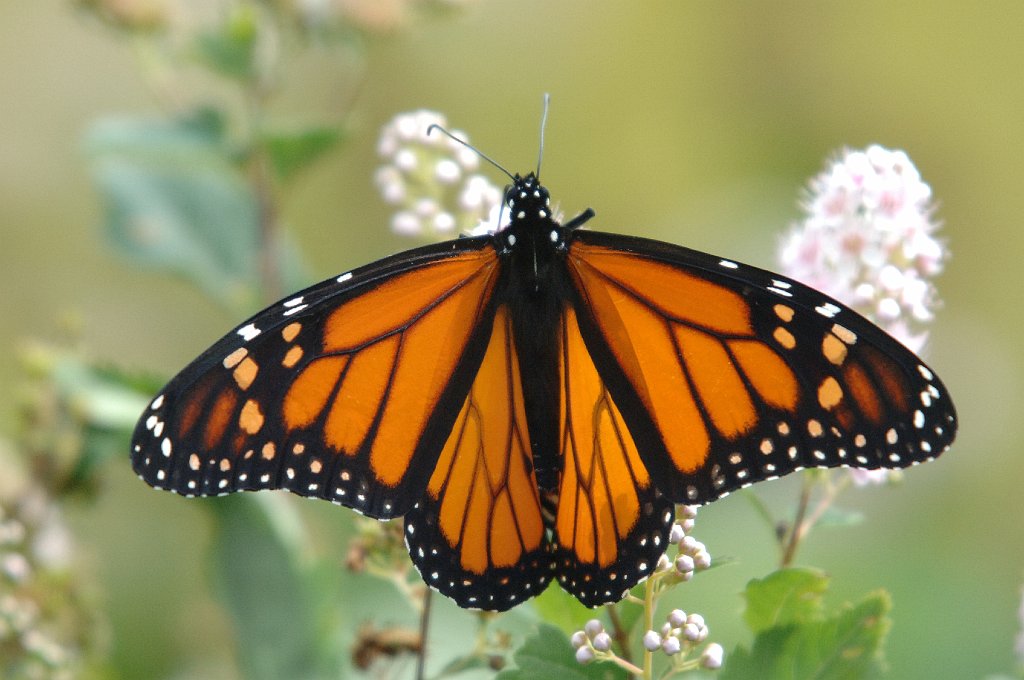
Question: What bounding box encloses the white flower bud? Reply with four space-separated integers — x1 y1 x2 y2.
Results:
592 632 611 652
702 642 724 669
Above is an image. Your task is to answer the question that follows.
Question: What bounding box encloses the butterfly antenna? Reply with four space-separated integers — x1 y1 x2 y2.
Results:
426 124 515 182
536 93 550 179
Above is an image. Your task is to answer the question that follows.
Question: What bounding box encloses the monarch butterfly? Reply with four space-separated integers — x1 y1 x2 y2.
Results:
132 141 956 612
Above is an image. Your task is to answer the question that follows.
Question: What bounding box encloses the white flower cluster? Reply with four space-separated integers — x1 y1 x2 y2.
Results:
780 146 946 488
660 505 711 580
375 110 505 239
0 492 79 678
779 145 945 354
641 610 723 669
570 618 612 664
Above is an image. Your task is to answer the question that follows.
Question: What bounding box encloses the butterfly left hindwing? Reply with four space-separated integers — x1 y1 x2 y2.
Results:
404 305 552 611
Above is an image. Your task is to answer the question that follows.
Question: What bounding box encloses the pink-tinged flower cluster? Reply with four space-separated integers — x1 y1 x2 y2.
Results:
779 145 946 487
779 145 945 354
375 110 504 239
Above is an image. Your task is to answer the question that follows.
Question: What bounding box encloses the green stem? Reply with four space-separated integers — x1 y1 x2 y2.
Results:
606 602 634 666
642 575 657 680
780 474 814 568
415 589 432 680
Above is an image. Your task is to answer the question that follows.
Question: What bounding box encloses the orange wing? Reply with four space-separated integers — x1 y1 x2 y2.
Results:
551 305 674 607
132 241 500 519
566 234 957 505
404 305 551 611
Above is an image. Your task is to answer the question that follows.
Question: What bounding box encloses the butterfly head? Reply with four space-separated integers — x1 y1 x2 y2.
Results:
505 173 552 225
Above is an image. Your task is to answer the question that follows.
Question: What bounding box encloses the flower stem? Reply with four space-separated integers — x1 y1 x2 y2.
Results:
606 602 635 666
780 474 814 567
643 576 657 680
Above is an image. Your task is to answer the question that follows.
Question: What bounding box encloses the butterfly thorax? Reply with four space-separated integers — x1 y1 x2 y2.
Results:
499 174 568 292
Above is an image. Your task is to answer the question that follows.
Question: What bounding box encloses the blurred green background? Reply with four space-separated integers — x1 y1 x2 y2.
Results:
2 1 1022 678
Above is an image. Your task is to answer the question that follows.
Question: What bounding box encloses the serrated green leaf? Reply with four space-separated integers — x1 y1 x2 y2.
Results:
724 579 891 680
496 624 626 680
194 5 259 80
262 125 346 182
789 592 890 680
207 494 333 680
743 567 829 633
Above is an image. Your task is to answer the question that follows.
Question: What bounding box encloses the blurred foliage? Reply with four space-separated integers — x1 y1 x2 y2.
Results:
723 569 890 680
3 1 1023 679
496 624 627 680
86 107 313 311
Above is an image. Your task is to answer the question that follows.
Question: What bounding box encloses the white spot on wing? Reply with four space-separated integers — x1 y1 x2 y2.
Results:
815 303 841 318
719 259 739 269
336 272 353 283
237 323 261 341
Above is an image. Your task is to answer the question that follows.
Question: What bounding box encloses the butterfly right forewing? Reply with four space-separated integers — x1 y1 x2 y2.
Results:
565 231 956 506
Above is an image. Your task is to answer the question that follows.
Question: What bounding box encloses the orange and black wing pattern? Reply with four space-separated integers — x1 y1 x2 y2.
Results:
566 230 957 506
551 305 674 607
131 167 958 613
131 238 500 519
403 306 552 610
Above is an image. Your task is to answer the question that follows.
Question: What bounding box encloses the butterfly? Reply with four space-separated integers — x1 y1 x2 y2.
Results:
132 164 956 612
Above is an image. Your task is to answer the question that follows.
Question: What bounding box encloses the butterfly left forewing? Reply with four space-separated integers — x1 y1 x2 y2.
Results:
132 240 501 519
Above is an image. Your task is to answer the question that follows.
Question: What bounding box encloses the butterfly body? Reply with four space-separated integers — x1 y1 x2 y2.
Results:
499 174 578 489
133 171 956 611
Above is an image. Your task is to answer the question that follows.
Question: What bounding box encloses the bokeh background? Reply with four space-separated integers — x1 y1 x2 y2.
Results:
2 1 1022 678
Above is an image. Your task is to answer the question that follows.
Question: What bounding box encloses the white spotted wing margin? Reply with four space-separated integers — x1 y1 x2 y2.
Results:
564 229 957 507
131 235 502 520
403 305 554 612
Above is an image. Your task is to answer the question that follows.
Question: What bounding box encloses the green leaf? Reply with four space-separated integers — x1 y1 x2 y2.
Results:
496 624 626 680
724 570 892 680
743 567 828 633
262 125 346 182
530 583 591 637
88 110 261 309
815 504 866 528
194 5 259 81
86 107 227 158
87 109 311 309
37 351 152 489
796 592 890 679
207 494 334 680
